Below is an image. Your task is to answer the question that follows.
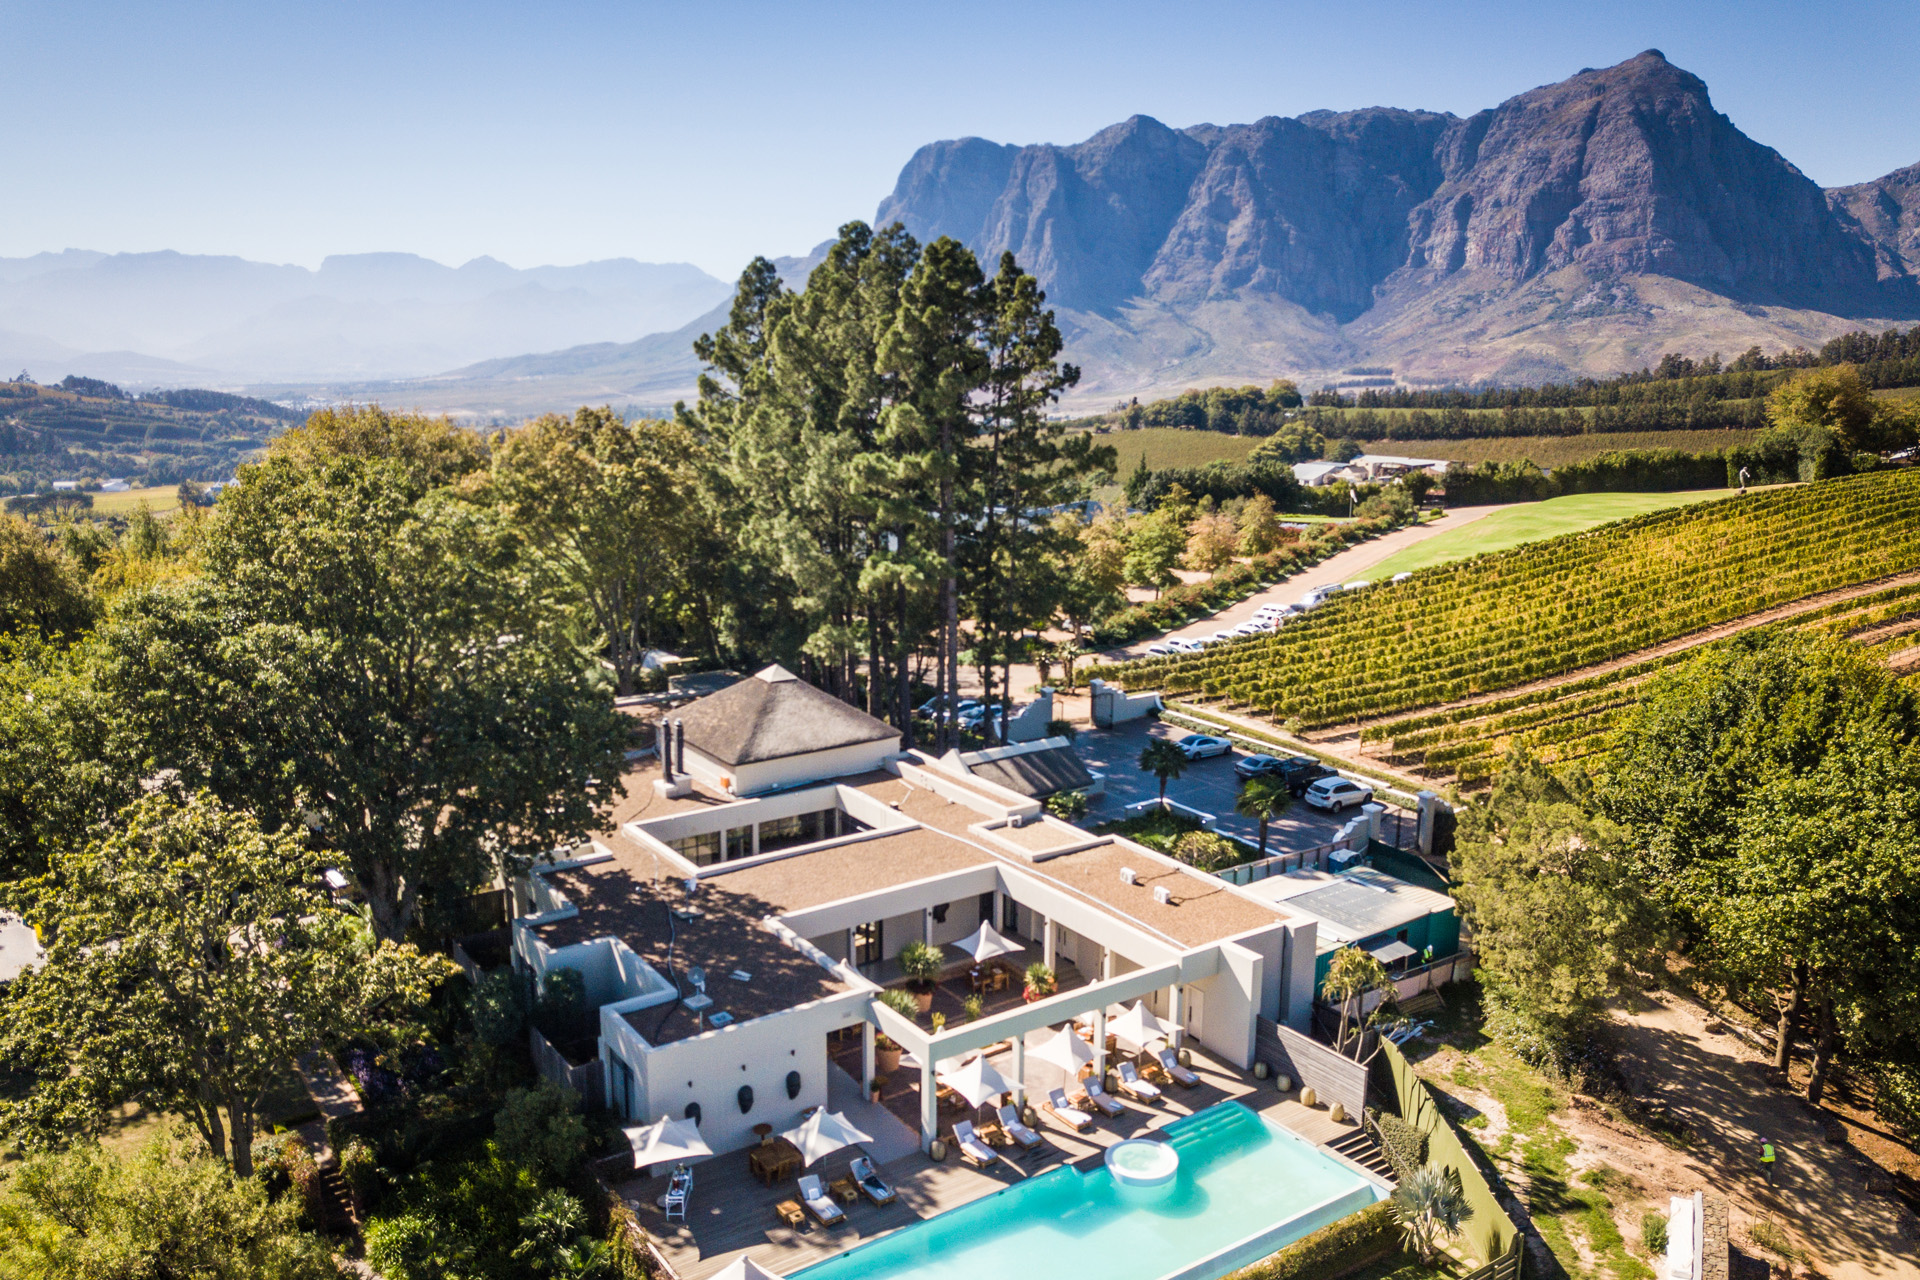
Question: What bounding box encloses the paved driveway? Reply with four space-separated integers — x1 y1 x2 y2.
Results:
1070 719 1364 855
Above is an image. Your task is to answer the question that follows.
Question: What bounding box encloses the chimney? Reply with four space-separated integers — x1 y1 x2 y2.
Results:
658 720 674 782
674 719 686 775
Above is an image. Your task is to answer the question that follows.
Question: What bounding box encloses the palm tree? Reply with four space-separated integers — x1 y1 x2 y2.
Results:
1391 1164 1473 1265
1324 945 1390 1059
1138 738 1189 806
1234 776 1291 857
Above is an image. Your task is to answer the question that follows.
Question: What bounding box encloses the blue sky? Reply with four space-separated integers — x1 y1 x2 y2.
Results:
4 0 1916 279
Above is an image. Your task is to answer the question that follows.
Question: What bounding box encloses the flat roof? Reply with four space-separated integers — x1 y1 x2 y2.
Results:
1020 842 1288 949
1264 868 1454 944
705 827 998 914
533 861 851 1046
966 745 1094 798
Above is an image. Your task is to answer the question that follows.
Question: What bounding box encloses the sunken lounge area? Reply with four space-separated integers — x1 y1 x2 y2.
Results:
612 1041 1356 1280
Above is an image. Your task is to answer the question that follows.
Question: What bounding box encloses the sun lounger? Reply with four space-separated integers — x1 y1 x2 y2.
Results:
1116 1061 1163 1102
1043 1088 1095 1132
952 1120 998 1167
797 1174 846 1226
1156 1048 1201 1087
997 1104 1042 1149
1081 1078 1126 1117
850 1156 897 1205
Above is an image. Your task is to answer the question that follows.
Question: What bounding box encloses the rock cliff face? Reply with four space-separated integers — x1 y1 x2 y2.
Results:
875 50 1920 398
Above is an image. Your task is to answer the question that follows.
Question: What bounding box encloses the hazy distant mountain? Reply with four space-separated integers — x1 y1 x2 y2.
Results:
873 50 1920 401
0 250 731 385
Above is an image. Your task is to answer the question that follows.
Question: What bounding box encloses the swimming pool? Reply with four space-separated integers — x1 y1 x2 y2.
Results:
791 1103 1387 1280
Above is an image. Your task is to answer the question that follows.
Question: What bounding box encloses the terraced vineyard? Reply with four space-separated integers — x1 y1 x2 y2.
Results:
1094 470 1920 765
1356 579 1920 783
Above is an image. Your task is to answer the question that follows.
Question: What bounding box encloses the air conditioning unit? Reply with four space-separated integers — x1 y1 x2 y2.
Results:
1119 867 1137 885
1152 886 1173 905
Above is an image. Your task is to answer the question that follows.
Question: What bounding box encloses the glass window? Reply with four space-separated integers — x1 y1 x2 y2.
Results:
668 830 722 866
723 827 755 862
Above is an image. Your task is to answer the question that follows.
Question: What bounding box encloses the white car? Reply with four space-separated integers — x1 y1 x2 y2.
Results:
1343 579 1373 591
1391 571 1413 583
1144 641 1184 656
1303 776 1374 812
1173 733 1233 760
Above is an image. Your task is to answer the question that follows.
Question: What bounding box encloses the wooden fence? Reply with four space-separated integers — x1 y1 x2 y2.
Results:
1253 1016 1370 1117
530 1026 605 1111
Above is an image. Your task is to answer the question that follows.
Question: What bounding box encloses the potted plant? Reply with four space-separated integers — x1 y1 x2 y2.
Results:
869 1074 887 1103
931 1012 946 1033
875 988 916 1073
1023 962 1057 1002
897 941 943 1013
962 994 984 1023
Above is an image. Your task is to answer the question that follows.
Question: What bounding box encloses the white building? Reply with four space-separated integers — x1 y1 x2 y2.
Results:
511 666 1342 1159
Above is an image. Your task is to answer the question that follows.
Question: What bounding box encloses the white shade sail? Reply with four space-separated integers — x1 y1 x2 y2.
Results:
1028 1026 1095 1074
709 1257 787 1280
1108 1001 1175 1052
938 1055 1014 1109
779 1108 875 1166
625 1115 713 1166
1073 1003 1129 1028
954 920 1024 962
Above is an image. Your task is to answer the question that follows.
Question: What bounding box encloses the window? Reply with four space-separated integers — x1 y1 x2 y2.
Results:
723 826 755 862
668 830 722 867
854 921 881 966
609 1056 636 1119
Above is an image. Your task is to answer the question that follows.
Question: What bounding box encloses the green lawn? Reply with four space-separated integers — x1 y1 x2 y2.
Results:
1366 490 1738 578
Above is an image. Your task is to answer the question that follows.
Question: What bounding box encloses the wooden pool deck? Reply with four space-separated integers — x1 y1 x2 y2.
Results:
613 1045 1359 1280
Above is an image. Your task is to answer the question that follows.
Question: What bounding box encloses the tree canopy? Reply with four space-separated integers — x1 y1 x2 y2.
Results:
98 411 630 941
0 792 451 1173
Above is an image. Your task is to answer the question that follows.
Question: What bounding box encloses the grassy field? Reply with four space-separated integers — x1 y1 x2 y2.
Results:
1080 426 1267 474
89 485 183 516
1366 490 1739 577
1356 430 1761 467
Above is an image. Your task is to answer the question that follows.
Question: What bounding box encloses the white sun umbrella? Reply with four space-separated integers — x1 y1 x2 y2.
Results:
1073 1003 1129 1029
625 1115 713 1166
1108 1001 1175 1053
938 1054 1014 1109
954 919 1023 963
708 1258 786 1280
780 1108 875 1167
1028 1026 1095 1074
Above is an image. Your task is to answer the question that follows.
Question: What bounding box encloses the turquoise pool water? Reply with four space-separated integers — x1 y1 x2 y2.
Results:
791 1103 1386 1280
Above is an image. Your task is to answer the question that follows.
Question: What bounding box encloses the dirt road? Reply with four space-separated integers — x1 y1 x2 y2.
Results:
1601 991 1919 1280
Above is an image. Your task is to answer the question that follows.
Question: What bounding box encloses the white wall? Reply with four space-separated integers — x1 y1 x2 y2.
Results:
1187 940 1262 1068
683 739 900 797
623 988 872 1155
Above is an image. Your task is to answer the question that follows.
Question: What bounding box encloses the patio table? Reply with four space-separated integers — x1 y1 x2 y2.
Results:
749 1137 802 1186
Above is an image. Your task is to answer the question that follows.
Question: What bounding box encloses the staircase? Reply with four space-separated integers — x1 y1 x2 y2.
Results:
1327 1124 1397 1186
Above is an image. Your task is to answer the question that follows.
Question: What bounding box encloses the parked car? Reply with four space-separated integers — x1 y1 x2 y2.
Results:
1143 642 1184 656
915 694 976 720
1391 571 1413 583
1173 733 1233 760
1273 756 1338 795
1303 776 1374 812
1342 579 1373 591
1235 753 1287 780
957 703 1004 731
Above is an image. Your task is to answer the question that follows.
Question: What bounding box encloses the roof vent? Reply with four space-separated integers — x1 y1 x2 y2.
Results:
1119 868 1138 886
1152 886 1173 905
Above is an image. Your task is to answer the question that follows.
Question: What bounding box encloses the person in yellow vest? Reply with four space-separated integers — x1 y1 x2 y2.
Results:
1760 1138 1777 1185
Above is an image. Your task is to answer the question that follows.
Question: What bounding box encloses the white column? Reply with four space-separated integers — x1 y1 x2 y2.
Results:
1042 917 1057 971
922 908 933 946
845 928 856 966
1100 947 1113 981
992 889 1004 933
1168 985 1186 1049
1011 1033 1027 1106
752 823 761 856
1093 1007 1109 1082
862 1022 875 1091
920 1058 939 1153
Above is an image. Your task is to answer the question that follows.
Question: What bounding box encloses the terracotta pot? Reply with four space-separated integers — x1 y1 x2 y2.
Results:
913 989 933 1014
877 1045 902 1074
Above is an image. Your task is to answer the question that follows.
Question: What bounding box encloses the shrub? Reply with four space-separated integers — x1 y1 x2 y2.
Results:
1372 1110 1427 1181
364 1146 614 1280
1227 1199 1397 1280
471 968 529 1048
533 968 591 1044
1642 1211 1669 1255
1045 789 1089 819
339 1139 383 1213
1172 830 1245 871
494 1081 591 1183
896 941 943 989
1873 1062 1920 1137
877 987 919 1021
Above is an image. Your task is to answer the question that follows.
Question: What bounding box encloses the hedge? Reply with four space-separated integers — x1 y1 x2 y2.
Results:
1371 1110 1427 1182
1225 1199 1398 1280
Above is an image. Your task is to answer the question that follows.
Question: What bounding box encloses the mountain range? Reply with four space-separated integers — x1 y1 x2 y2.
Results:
0 250 730 386
11 51 1920 414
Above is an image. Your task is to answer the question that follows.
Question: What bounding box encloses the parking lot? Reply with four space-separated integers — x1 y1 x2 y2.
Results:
1069 718 1393 854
